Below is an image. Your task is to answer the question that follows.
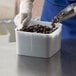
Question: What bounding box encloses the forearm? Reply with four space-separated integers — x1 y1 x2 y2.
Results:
20 0 34 2
19 0 34 14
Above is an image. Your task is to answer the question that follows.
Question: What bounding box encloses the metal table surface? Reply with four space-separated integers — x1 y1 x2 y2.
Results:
0 39 76 76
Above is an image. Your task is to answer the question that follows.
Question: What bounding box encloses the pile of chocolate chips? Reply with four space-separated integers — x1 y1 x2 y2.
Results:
20 12 65 34
51 12 64 27
20 24 55 34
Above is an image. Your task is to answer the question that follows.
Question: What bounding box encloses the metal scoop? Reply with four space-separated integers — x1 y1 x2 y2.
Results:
55 3 76 22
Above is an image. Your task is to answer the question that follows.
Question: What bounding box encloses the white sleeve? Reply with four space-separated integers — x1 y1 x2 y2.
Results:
19 0 33 14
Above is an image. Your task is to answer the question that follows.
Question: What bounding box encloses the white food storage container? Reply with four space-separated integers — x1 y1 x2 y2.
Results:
15 20 62 58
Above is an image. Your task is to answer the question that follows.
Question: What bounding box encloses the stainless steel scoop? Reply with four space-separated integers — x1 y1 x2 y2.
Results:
56 3 76 22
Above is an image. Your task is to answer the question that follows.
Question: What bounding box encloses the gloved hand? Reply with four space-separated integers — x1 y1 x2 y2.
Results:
14 0 34 29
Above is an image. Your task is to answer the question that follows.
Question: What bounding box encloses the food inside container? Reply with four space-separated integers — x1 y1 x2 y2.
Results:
15 20 62 58
19 20 58 34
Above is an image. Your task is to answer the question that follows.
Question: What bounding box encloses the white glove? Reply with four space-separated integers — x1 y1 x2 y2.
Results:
14 0 34 29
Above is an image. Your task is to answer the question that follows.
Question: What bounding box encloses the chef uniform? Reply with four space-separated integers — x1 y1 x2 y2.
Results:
41 0 76 39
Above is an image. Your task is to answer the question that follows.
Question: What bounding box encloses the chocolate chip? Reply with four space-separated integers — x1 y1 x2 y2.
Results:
20 24 57 34
28 26 34 32
51 12 65 28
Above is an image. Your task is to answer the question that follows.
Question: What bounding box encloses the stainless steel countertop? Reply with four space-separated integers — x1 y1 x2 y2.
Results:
0 39 76 76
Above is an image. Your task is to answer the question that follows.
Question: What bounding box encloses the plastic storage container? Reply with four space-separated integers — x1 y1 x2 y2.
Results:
3 19 16 42
15 20 62 58
0 23 10 45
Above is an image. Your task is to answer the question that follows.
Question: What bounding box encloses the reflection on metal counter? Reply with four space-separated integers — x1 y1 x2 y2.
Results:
0 39 76 76
17 51 62 76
